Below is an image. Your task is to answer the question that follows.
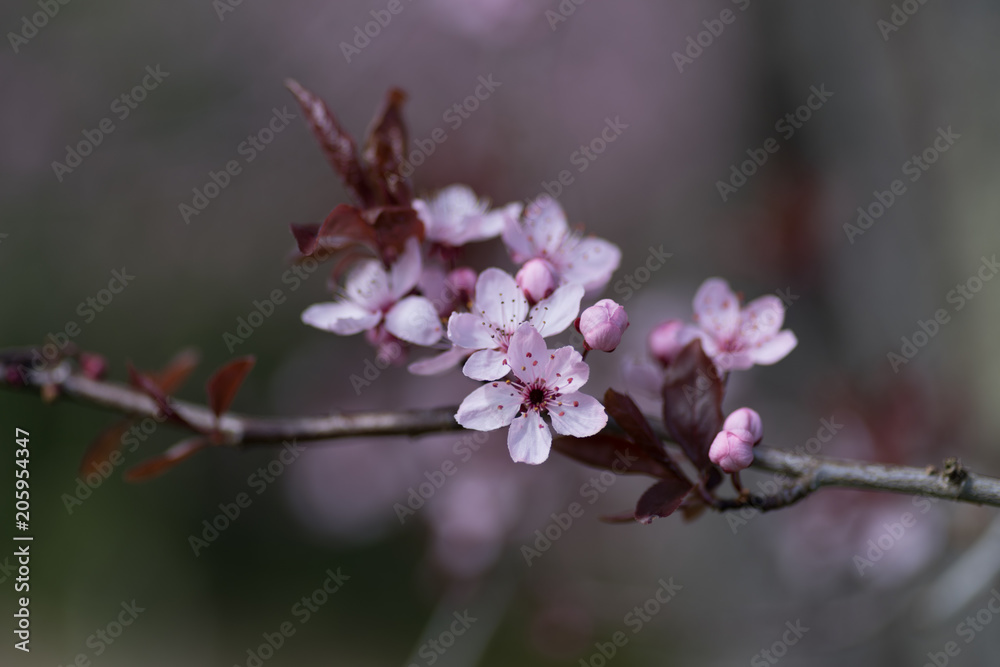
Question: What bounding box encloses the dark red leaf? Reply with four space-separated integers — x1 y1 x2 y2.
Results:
661 340 725 471
206 356 256 417
124 438 208 483
598 511 640 524
127 362 189 427
552 434 673 479
363 87 411 206
79 420 130 477
290 204 376 259
150 348 200 394
604 389 665 454
285 78 374 206
634 477 694 524
371 207 425 264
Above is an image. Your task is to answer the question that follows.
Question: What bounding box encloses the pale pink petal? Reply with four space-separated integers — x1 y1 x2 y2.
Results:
739 295 785 345
506 323 548 384
344 260 392 311
408 347 470 375
747 330 797 366
692 278 740 342
468 201 522 244
723 408 763 443
507 410 552 465
559 237 621 291
301 302 381 335
523 196 570 256
548 392 607 438
384 296 442 346
474 268 528 332
528 283 584 337
501 216 535 263
621 358 663 400
543 346 589 392
462 349 510 381
456 383 520 431
447 312 500 350
676 325 721 358
709 429 755 473
389 238 423 300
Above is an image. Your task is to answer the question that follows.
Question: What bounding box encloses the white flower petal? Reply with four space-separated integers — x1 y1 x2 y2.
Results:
462 349 510 381
408 347 470 375
462 201 522 245
506 323 548 384
384 296 442 346
548 392 607 438
559 237 621 291
301 302 381 335
507 411 552 465
692 278 741 342
344 260 392 312
739 295 785 345
501 216 535 263
529 283 584 337
523 196 569 257
389 237 422 300
447 312 500 350
543 345 589 392
456 382 520 431
474 268 528 332
748 330 797 366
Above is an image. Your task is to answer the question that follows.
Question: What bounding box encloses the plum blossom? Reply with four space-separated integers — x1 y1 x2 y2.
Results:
413 184 521 247
455 323 607 464
578 299 629 352
301 239 443 346
708 407 763 473
502 196 621 293
648 319 685 365
679 278 797 372
447 268 583 381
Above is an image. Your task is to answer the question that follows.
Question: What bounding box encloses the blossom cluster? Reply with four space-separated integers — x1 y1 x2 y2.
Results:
301 186 623 465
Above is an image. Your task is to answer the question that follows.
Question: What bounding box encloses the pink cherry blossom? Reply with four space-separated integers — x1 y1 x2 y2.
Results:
447 268 584 381
679 278 797 372
301 239 443 346
578 299 629 352
455 323 607 464
501 196 621 293
648 319 685 365
708 407 763 473
413 184 521 247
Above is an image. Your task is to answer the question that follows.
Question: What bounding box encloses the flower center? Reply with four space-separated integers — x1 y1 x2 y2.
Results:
528 387 546 406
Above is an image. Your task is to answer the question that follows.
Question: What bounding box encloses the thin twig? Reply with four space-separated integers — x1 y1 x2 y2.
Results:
4 358 1000 509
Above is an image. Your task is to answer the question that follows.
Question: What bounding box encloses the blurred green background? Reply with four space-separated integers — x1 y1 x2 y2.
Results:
3 1 1000 665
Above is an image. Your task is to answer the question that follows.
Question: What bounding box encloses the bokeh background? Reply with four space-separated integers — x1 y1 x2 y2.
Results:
3 0 1000 665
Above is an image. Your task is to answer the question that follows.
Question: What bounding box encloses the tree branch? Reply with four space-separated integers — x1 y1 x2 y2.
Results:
4 357 1000 509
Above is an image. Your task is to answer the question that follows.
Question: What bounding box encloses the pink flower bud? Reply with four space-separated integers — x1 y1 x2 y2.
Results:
722 407 763 444
708 408 763 473
578 299 629 352
447 267 477 302
516 258 556 303
647 319 685 365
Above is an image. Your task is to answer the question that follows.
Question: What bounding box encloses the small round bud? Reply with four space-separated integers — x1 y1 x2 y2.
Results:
709 408 763 473
648 319 685 365
578 299 629 352
515 258 557 303
722 407 763 444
